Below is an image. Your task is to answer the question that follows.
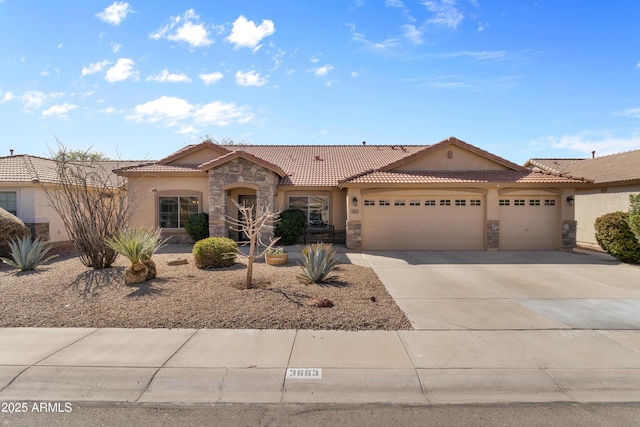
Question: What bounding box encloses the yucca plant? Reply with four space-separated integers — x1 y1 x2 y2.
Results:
0 236 58 271
105 228 170 284
297 243 339 283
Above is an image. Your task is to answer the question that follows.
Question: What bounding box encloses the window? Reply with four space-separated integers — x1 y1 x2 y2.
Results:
425 200 436 206
159 196 200 228
455 199 466 206
514 199 525 206
545 199 556 206
289 196 330 228
394 200 406 206
379 200 390 206
440 199 451 206
0 191 17 215
470 199 481 206
409 200 420 206
499 199 510 206
529 199 541 206
364 199 375 206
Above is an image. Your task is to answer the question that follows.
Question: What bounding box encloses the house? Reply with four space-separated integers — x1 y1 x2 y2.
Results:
116 137 590 251
525 150 640 250
0 153 139 245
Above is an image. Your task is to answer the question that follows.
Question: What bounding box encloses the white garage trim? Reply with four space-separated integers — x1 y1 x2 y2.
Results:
499 197 559 250
361 194 485 250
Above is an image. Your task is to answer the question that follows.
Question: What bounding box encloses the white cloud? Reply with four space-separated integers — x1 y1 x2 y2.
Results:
41 103 77 119
150 9 213 48
96 2 133 26
199 72 224 85
81 60 110 77
127 96 253 128
310 56 320 64
105 58 138 82
146 69 192 83
615 108 640 118
1 91 14 102
402 24 423 44
351 71 360 78
98 107 117 114
178 125 199 135
111 42 121 53
226 15 275 50
313 65 334 77
57 43 63 49
532 132 640 157
235 70 267 87
351 32 400 52
386 0 405 7
20 90 63 109
423 0 464 29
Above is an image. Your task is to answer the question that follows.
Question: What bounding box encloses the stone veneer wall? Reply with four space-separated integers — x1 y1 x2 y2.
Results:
486 221 499 249
346 220 361 250
562 220 577 249
208 158 278 240
24 222 50 241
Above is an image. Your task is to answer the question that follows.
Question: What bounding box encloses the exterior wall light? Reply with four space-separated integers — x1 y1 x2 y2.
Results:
352 196 358 206
566 195 575 205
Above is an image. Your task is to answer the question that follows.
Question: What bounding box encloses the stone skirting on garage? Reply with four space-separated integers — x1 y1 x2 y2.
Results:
207 157 278 240
562 220 577 248
346 220 361 251
486 220 499 250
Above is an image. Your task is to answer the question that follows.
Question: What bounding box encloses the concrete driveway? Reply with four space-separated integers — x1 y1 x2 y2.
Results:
353 250 640 330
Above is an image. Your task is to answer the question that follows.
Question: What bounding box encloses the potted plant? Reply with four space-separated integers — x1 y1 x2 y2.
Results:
265 247 288 265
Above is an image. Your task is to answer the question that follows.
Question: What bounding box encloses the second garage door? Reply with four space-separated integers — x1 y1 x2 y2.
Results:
361 195 485 250
499 196 559 250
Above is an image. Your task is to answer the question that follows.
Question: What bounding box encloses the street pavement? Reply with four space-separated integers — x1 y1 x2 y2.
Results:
1 249 639 406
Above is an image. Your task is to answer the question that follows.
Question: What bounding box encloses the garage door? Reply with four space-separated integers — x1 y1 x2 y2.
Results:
361 195 485 250
499 197 558 250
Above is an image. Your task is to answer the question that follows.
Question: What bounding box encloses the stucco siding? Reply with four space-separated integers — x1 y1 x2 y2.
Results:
575 185 640 247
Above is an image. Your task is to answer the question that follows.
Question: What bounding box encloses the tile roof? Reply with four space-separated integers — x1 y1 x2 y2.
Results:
121 144 427 187
527 150 640 184
114 163 205 174
0 155 143 187
198 150 287 177
340 170 591 185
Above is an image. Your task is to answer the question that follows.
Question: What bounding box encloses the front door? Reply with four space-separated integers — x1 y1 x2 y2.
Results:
237 195 257 241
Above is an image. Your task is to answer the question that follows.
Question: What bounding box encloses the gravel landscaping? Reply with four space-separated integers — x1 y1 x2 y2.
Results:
0 244 412 331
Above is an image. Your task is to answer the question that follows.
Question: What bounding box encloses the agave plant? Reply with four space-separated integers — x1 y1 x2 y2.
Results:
0 236 58 271
297 243 339 283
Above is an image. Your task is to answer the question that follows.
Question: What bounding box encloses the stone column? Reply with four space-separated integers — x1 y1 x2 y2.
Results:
346 220 362 250
562 220 577 248
486 220 499 250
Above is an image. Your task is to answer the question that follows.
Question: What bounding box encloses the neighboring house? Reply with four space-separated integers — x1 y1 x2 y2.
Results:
0 153 140 245
526 149 640 250
116 137 590 251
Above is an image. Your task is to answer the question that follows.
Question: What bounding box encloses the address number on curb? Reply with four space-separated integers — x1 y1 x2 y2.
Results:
286 368 322 379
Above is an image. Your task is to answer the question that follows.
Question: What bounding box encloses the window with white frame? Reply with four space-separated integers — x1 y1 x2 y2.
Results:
470 199 481 206
545 199 556 206
159 196 200 228
289 196 330 228
0 191 17 215
440 199 451 206
425 200 436 206
364 199 375 206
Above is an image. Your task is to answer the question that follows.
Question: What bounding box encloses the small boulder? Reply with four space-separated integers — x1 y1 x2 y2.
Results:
167 257 188 266
307 297 334 308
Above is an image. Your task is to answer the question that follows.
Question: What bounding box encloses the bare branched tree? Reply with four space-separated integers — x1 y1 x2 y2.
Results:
226 200 280 289
41 144 129 269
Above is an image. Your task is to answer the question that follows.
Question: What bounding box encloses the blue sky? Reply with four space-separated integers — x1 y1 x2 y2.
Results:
1 1 639 164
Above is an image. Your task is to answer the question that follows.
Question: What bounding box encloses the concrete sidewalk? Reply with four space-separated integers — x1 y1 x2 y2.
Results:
2 327 640 405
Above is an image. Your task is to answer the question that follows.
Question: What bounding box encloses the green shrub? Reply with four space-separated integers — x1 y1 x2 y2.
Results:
0 207 30 258
0 236 57 271
628 194 640 242
193 237 238 269
298 243 338 283
594 211 640 264
275 208 306 245
185 212 210 242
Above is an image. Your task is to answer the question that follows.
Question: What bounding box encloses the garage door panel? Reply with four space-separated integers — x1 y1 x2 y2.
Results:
499 197 558 250
362 196 484 250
